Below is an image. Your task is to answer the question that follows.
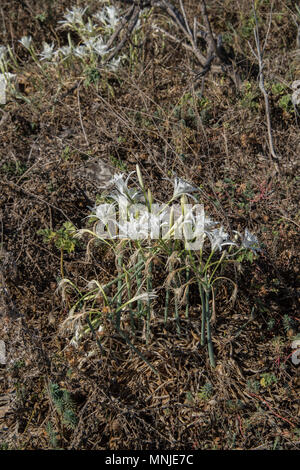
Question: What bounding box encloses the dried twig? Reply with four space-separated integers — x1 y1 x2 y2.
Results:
250 1 280 171
77 85 89 147
104 5 141 63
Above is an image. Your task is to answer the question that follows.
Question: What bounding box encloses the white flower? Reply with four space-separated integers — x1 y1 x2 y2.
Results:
109 172 142 204
204 216 218 230
58 6 88 28
92 37 110 56
93 203 117 239
83 21 97 34
19 35 32 50
182 204 206 249
94 6 119 30
172 177 198 200
242 229 260 254
73 45 88 58
206 226 236 252
118 212 149 240
39 42 55 61
95 203 116 224
83 38 96 50
107 56 122 71
84 37 110 56
55 45 72 59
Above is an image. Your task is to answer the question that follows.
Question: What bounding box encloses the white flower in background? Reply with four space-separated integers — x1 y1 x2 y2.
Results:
19 35 32 50
92 37 110 56
94 203 117 238
83 38 96 50
54 45 72 60
94 6 119 30
172 177 198 201
58 6 88 28
83 21 97 34
242 229 260 254
107 56 122 71
204 216 218 231
110 172 130 195
95 203 116 224
109 172 142 204
39 42 55 61
206 226 236 252
73 45 88 58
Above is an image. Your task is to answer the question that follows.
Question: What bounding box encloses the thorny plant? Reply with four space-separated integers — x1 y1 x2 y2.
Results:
57 165 260 370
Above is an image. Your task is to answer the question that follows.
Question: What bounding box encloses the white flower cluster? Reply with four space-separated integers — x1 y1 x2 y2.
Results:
93 6 120 30
16 4 136 68
58 6 88 28
91 170 260 254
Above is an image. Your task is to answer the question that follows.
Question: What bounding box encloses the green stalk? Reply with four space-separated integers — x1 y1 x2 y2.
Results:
146 260 153 342
125 270 135 333
185 259 190 319
136 250 144 316
115 325 158 375
198 281 206 346
117 253 123 308
205 286 215 368
115 250 124 330
110 261 145 305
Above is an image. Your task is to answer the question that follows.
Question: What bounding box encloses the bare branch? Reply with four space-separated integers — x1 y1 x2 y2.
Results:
261 0 274 56
103 5 141 64
105 5 136 50
179 0 193 38
251 1 280 170
200 0 217 55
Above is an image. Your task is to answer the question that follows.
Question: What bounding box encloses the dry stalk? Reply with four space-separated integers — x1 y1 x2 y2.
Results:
250 1 280 172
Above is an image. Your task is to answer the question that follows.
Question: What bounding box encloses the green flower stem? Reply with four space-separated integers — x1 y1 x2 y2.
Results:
185 260 190 318
205 286 215 368
116 251 124 329
198 281 206 346
136 250 144 316
146 260 153 342
117 253 123 308
125 270 135 333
